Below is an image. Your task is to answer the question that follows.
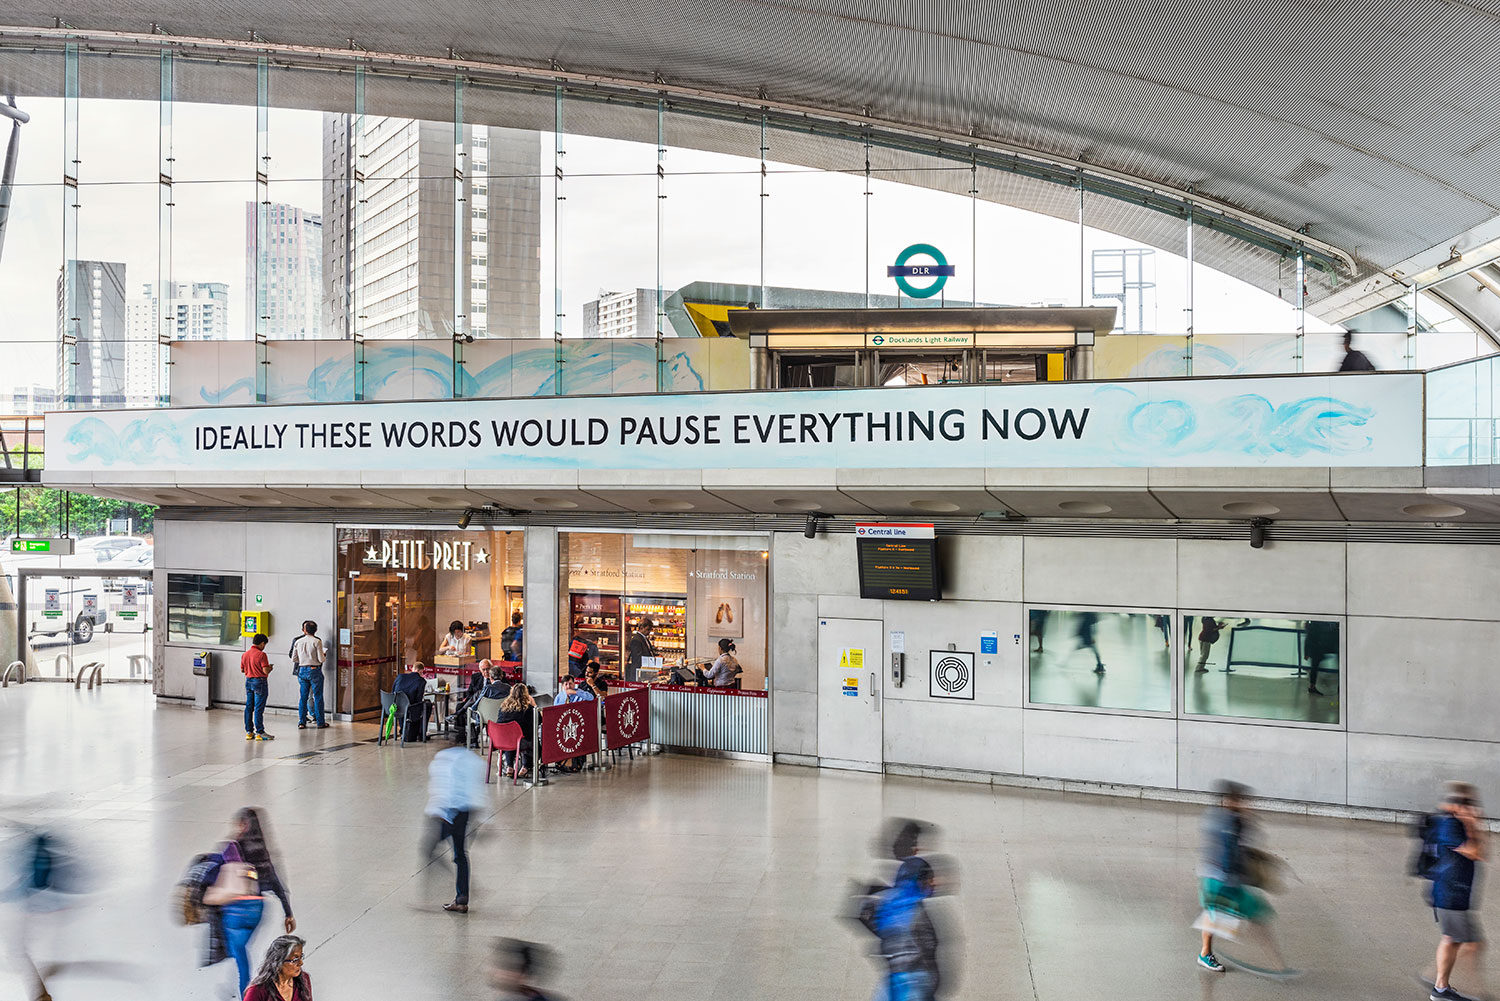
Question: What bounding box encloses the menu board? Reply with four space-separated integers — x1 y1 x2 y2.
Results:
855 524 940 601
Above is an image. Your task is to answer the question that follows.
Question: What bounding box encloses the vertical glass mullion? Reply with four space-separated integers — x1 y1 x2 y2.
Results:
352 63 366 400
863 130 871 309
552 85 563 394
61 42 79 409
254 56 270 402
1077 174 1085 308
1294 248 1306 373
157 49 174 406
655 98 665 390
453 74 465 398
1185 203 1194 377
758 112 767 306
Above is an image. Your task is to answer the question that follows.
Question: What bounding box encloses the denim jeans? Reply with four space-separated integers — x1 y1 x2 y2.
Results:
243 678 268 734
425 811 471 903
220 896 264 996
298 669 325 725
872 971 933 1001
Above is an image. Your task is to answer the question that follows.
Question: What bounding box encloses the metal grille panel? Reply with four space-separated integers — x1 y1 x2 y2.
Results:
649 687 768 755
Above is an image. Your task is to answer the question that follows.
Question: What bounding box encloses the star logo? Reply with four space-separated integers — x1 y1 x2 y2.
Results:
476 548 490 564
556 708 586 754
618 700 641 739
365 546 378 562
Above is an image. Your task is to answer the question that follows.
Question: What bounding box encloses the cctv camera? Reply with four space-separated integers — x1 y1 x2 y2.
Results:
457 508 474 530
1249 517 1269 549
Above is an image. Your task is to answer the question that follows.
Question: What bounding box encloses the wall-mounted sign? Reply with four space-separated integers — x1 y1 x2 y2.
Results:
887 243 956 299
48 374 1426 475
364 538 489 572
930 650 975 701
42 588 61 618
839 647 865 671
842 676 860 697
980 631 998 655
116 583 140 620
868 333 974 349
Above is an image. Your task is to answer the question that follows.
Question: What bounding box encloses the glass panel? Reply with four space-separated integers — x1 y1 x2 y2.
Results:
972 166 1080 310
335 527 520 716
1183 614 1340 725
76 181 157 406
1027 607 1172 713
77 52 159 183
166 572 243 645
0 185 63 400
762 165 866 300
171 181 255 347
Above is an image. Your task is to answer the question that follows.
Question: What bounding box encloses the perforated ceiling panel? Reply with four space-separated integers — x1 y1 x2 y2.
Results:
3 0 1499 295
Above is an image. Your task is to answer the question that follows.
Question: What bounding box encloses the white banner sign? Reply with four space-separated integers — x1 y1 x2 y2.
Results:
47 374 1424 473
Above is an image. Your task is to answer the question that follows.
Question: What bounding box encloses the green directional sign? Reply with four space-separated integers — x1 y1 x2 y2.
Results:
10 538 75 555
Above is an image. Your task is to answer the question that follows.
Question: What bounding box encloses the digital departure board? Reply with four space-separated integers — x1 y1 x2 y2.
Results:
855 524 941 601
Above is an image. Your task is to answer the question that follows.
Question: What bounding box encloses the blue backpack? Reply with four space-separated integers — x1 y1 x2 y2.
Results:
1412 813 1441 879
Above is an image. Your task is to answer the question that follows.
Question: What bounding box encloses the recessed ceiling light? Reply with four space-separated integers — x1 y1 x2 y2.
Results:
1058 501 1112 515
1222 501 1281 517
773 499 823 511
1402 502 1466 518
532 496 579 510
647 499 695 511
910 499 961 513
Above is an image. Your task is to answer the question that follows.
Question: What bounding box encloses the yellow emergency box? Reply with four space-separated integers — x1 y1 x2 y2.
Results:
241 610 273 638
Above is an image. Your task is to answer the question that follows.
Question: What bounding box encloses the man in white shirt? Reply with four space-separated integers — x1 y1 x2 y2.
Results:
291 620 328 729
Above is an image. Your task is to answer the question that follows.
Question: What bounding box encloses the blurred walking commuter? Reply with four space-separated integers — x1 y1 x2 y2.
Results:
1339 330 1377 372
291 621 328 729
1194 781 1295 977
1416 782 1487 1001
241 633 274 741
424 744 488 914
205 807 295 998
490 938 561 1001
2 823 87 1001
242 935 312 1001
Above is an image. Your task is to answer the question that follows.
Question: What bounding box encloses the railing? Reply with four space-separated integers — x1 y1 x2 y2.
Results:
1 660 24 686
73 661 104 691
1427 355 1500 465
0 415 44 481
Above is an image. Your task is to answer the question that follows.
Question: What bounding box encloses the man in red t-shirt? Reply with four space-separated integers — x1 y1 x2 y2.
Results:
241 632 274 741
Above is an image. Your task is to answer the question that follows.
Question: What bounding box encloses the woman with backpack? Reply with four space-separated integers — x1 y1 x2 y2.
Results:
205 807 295 998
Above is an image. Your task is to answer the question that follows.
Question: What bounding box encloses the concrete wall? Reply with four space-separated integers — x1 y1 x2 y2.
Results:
155 519 335 711
771 531 1500 813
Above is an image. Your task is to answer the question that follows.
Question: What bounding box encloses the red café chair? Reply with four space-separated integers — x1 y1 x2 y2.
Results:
486 720 525 785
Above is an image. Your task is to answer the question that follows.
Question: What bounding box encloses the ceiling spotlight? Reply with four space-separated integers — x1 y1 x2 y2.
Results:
804 513 830 539
457 508 475 530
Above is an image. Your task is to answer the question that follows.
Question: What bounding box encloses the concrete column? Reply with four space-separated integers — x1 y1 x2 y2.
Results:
1073 344 1094 380
750 341 772 389
522 526 559 696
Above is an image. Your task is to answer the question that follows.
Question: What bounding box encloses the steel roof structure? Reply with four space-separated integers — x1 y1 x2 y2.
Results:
3 0 1500 322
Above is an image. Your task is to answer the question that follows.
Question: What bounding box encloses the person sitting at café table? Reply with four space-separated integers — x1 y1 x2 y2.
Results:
393 662 431 741
698 638 743 688
495 685 537 781
438 620 470 658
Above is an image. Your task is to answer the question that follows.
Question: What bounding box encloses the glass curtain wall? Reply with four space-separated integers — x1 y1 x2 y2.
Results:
5 39 1493 415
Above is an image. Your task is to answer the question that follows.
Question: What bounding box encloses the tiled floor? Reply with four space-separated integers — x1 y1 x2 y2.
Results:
0 684 1483 1000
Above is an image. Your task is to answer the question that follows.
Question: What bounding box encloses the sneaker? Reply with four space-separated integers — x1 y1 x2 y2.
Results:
316 723 330 729
1198 954 1225 973
255 732 275 741
1431 987 1473 1001
298 722 307 729
245 732 255 741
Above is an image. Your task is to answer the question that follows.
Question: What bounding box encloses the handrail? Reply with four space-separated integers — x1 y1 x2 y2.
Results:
0 660 24 687
74 661 104 691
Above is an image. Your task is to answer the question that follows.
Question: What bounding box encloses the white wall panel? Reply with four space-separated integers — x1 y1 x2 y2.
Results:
1348 732 1500 812
1178 540 1346 616
245 522 335 577
941 535 1022 602
1346 615 1500 741
882 599 1023 707
773 533 857 596
884 699 1022 775
1022 537 1177 608
1177 719 1347 804
1348 543 1500 621
772 593 818 694
1022 710 1178 788
772 689 818 757
158 519 247 571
